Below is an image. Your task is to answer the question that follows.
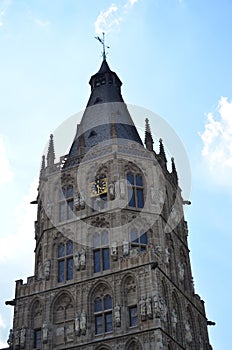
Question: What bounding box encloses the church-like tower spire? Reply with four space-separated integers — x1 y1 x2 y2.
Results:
46 134 55 167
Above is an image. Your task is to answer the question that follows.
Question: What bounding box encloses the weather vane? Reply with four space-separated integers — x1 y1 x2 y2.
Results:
95 32 110 61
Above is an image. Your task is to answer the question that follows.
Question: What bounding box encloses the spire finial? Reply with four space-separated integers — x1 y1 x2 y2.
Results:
171 157 178 184
159 138 167 163
47 134 55 167
145 118 154 151
95 32 110 61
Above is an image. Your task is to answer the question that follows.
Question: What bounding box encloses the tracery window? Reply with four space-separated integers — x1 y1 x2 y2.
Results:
127 172 144 208
130 229 148 251
94 294 113 335
57 241 73 283
31 300 42 349
53 294 74 345
59 185 74 222
93 230 110 273
124 276 138 328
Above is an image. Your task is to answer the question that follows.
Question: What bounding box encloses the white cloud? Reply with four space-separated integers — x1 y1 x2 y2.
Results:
0 135 13 188
0 0 11 28
94 0 138 35
34 17 50 28
200 96 232 186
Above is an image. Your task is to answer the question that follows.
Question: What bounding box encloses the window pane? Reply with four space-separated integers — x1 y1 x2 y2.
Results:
93 233 100 248
104 295 112 310
66 241 73 255
128 187 135 207
67 199 73 220
105 312 113 332
129 306 138 327
127 173 134 185
59 202 66 222
130 230 138 243
95 315 103 334
101 230 109 245
136 174 143 187
58 260 65 283
67 257 73 280
94 250 101 273
66 185 73 198
103 248 110 270
140 232 148 245
94 298 102 312
34 329 41 348
137 189 144 208
58 243 65 258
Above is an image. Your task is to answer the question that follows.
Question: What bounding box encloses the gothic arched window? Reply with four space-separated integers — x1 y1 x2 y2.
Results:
94 294 113 335
59 185 74 222
124 276 138 328
130 229 148 251
127 172 144 208
93 230 110 273
57 241 73 283
53 293 74 345
31 300 42 349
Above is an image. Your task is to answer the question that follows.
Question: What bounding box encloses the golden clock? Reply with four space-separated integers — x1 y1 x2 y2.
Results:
90 177 108 197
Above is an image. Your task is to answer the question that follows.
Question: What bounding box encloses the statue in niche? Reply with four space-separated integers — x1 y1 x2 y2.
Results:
119 179 126 199
158 188 165 206
74 193 80 208
14 329 20 347
146 296 153 319
74 314 80 336
42 321 48 343
170 205 179 225
154 296 167 322
44 259 51 280
41 207 45 222
109 182 115 200
74 251 81 270
79 248 86 269
139 296 146 321
185 321 193 344
111 242 118 260
171 308 178 331
155 334 164 350
46 202 53 217
178 261 185 282
80 195 85 209
123 241 129 256
114 305 121 326
7 329 13 347
164 247 170 266
154 245 162 256
199 336 204 350
20 327 26 348
150 186 156 204
80 311 86 335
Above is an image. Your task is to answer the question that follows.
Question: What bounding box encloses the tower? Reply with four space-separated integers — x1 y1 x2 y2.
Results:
5 56 214 350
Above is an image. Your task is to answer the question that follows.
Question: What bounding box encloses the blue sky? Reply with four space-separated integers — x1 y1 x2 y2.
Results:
0 0 232 348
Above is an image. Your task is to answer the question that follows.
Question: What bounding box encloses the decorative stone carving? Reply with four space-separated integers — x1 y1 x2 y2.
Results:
154 245 162 256
170 205 179 225
20 327 26 348
42 321 48 343
150 186 156 204
7 329 13 347
146 296 153 319
139 296 146 321
75 314 80 336
178 261 185 282
123 241 129 256
109 181 115 200
80 311 86 335
74 251 81 270
155 334 164 350
44 259 51 280
74 193 85 210
111 242 118 260
46 202 53 217
154 296 167 322
114 305 121 326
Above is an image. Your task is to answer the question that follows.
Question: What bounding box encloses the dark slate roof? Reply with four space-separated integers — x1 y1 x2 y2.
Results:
65 60 143 163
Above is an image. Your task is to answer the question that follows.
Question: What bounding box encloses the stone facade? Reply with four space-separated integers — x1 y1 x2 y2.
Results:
5 59 213 350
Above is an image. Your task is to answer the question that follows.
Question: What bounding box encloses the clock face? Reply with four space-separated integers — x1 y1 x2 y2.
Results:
90 177 108 197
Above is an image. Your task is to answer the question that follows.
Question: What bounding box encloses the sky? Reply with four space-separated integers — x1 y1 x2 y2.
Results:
0 0 232 348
